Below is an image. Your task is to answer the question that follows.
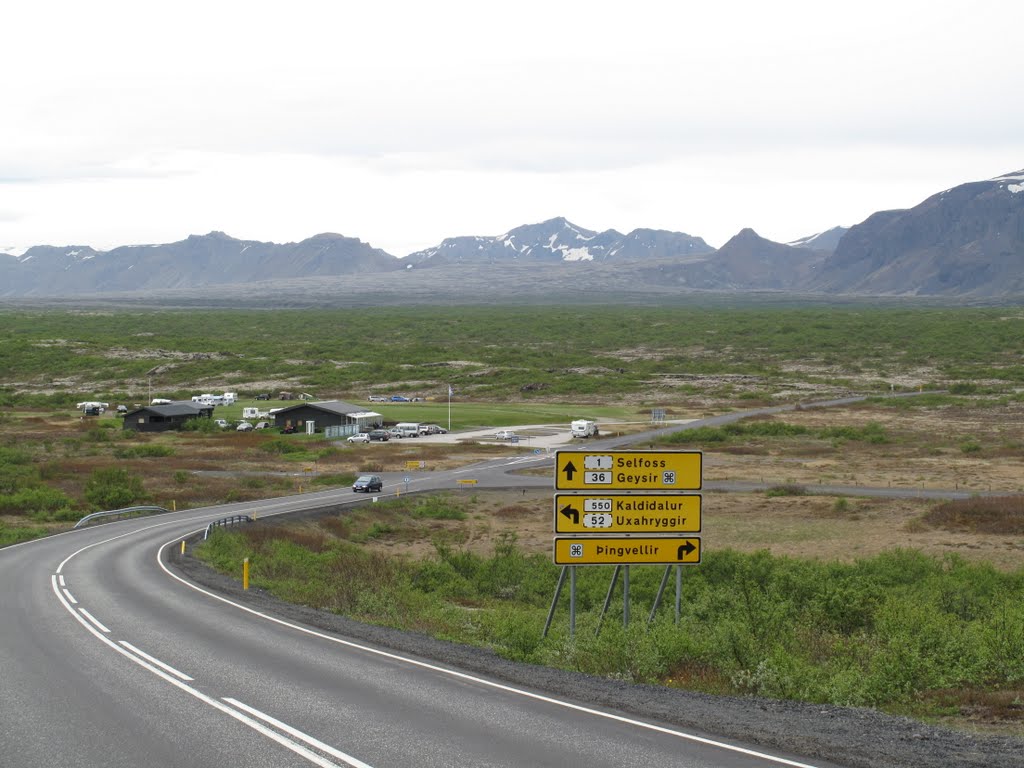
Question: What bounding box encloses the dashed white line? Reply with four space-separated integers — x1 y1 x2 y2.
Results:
225 698 375 768
62 588 78 604
78 608 110 633
119 641 193 681
50 575 351 768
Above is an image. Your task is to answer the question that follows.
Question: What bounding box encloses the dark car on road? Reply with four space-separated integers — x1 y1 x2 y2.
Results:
368 429 390 441
352 474 383 493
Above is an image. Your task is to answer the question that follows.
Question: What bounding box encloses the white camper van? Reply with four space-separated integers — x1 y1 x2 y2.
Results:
570 419 599 438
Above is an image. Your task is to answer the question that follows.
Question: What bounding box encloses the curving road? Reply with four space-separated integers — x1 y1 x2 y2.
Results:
0 395 989 767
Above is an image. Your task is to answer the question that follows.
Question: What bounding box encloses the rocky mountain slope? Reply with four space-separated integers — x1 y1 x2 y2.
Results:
405 217 713 266
807 170 1024 296
3 169 1023 299
0 231 399 296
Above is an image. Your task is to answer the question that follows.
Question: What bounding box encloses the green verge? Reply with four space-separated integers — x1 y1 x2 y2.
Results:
196 515 1024 723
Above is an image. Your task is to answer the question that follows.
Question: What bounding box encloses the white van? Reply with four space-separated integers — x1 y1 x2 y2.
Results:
395 422 421 438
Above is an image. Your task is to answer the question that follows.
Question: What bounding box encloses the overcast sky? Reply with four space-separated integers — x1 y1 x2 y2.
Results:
2 1 1022 256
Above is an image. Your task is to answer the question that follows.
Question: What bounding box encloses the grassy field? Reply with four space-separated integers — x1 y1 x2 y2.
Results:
3 304 1024 734
3 305 1024 408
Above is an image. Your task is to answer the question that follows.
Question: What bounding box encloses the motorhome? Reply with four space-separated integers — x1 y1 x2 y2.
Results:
76 401 109 413
570 419 599 438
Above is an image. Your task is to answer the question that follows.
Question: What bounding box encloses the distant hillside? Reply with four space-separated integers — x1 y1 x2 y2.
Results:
405 217 713 266
807 171 1024 296
0 231 399 297
636 228 826 291
4 167 1024 300
788 226 848 253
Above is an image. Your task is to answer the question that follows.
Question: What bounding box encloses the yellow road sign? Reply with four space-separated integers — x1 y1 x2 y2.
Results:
457 478 478 485
554 451 702 491
553 494 701 534
553 536 701 565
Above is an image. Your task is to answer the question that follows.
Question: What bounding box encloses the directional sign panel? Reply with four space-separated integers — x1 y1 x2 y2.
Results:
553 493 701 534
554 451 702 491
553 536 701 565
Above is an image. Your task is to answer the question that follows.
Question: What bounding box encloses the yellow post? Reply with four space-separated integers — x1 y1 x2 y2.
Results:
243 558 250 590
172 499 177 512
180 540 186 555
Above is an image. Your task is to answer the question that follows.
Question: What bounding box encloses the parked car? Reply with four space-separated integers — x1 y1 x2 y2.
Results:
254 421 271 430
368 395 388 402
419 424 447 435
236 421 254 431
368 429 391 441
347 433 370 443
387 427 404 439
214 419 230 428
352 474 383 493
390 395 410 402
495 430 517 440
255 393 271 400
116 405 128 414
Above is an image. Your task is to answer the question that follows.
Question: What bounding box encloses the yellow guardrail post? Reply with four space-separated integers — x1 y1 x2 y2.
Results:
180 541 186 555
243 557 250 590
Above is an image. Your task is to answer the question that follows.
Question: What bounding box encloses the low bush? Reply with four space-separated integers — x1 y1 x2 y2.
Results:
194 526 1024 719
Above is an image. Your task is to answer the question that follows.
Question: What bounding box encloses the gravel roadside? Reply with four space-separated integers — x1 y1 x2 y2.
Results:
169 533 1023 768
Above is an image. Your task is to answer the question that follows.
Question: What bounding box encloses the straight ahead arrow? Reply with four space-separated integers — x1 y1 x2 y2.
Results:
562 461 577 481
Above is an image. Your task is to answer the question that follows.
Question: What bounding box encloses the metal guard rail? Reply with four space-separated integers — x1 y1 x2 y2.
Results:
204 514 254 540
74 505 172 529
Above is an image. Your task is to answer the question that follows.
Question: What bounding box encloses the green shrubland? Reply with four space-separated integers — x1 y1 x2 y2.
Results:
197 517 1024 719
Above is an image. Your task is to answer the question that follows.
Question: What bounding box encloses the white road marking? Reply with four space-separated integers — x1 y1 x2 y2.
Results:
58 574 66 587
225 698 375 768
119 641 194 681
62 588 78 604
49 575 349 768
157 538 824 768
78 608 110 633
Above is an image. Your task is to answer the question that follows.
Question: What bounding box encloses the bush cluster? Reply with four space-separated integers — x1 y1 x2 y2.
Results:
196 520 1024 715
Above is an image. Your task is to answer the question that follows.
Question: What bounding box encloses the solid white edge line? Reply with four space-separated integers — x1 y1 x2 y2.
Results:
157 538 823 768
78 608 110 633
49 575 344 768
224 698 375 768
119 641 194 681
62 588 78 604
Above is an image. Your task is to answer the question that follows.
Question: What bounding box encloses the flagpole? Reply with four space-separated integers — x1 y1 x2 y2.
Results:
447 384 452 432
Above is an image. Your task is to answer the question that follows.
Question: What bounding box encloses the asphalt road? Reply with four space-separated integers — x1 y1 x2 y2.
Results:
0 394 1010 768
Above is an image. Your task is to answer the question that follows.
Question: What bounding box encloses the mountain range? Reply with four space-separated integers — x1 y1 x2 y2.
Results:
2 169 1022 300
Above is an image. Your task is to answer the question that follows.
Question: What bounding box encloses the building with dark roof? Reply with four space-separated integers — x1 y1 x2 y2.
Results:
271 400 382 434
122 402 214 432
